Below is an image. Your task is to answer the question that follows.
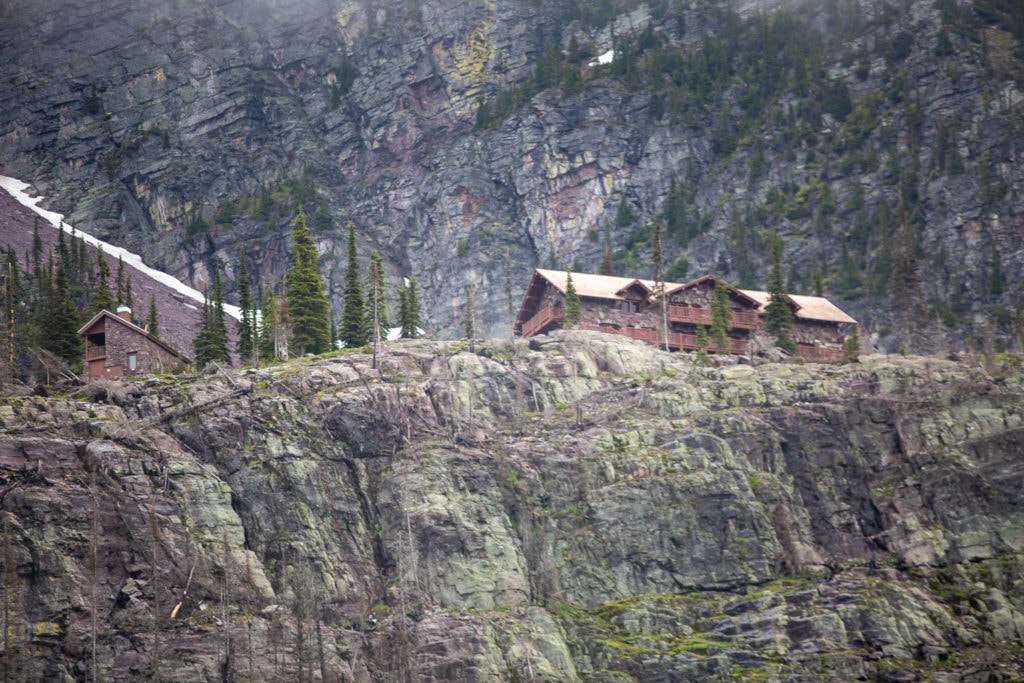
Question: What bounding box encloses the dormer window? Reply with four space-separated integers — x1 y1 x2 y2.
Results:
620 300 640 312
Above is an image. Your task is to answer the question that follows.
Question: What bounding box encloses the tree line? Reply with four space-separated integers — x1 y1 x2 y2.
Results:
193 210 423 369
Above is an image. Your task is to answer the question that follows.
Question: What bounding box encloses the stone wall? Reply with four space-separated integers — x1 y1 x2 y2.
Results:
104 319 183 377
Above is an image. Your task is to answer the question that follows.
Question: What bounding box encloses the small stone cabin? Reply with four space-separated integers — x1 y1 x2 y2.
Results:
515 269 858 360
78 306 190 380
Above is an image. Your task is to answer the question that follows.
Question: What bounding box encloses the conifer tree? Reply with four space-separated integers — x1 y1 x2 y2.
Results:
651 221 668 350
0 250 23 384
235 247 255 361
287 209 332 355
615 198 636 227
695 319 709 359
564 271 581 328
193 272 230 368
124 272 134 318
398 275 422 339
711 279 732 351
367 251 389 343
42 257 83 366
31 218 43 286
599 224 615 276
90 246 115 314
212 269 230 363
844 324 861 361
147 293 160 339
765 230 797 353
259 284 279 362
463 285 475 341
192 290 217 368
115 257 127 307
339 222 368 348
890 193 922 348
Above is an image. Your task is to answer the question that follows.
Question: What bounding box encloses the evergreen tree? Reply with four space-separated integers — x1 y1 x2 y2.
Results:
564 271 581 328
115 257 127 307
259 284 279 362
651 221 668 350
124 272 134 318
90 246 115 314
42 258 83 366
599 224 615 276
193 273 231 368
287 209 332 355
192 290 217 368
0 249 23 385
367 251 389 343
463 285 475 340
615 198 637 227
31 218 43 286
765 230 797 353
890 193 921 347
146 293 160 339
695 319 709 357
235 247 255 361
844 324 861 361
339 222 368 348
398 275 422 339
211 268 230 364
711 279 732 351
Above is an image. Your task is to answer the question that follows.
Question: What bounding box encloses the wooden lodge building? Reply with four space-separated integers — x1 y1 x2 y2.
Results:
515 269 857 361
78 306 190 380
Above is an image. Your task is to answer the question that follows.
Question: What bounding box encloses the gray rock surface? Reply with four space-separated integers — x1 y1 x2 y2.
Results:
0 333 1022 680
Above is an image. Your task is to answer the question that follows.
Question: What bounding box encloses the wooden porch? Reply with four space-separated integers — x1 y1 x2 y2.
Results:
667 304 758 330
519 304 564 338
579 323 749 354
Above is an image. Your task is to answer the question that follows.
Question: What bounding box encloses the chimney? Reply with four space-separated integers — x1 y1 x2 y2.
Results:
116 305 132 322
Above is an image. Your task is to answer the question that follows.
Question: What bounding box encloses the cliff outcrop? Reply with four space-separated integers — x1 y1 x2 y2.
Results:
1 333 1022 681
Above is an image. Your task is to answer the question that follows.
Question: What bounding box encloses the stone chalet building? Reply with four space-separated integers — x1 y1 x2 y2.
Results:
515 269 858 361
78 306 191 380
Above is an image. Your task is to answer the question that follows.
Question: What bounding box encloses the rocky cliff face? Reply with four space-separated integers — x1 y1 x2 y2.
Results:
1 0 1022 350
1 335 1022 681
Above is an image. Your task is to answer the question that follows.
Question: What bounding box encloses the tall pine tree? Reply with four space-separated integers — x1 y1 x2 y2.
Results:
564 271 581 328
398 275 422 339
90 246 115 315
235 246 255 362
711 279 732 351
42 255 83 366
339 222 368 348
146 293 160 339
367 251 389 344
286 209 332 355
765 230 797 353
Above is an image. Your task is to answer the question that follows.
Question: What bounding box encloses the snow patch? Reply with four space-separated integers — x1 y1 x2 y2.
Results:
0 176 242 321
590 49 615 66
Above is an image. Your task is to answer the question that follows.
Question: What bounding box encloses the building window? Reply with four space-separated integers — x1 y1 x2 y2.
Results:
128 353 137 371
621 300 639 312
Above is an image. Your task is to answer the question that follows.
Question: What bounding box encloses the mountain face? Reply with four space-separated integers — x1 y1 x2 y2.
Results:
0 0 1022 349
1 335 1022 680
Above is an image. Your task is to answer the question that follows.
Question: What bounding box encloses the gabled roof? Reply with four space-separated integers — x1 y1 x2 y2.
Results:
740 290 856 324
534 269 658 300
78 310 192 363
519 269 856 326
665 275 762 308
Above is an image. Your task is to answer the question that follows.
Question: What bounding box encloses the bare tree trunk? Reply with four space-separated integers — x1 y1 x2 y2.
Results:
91 494 100 682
